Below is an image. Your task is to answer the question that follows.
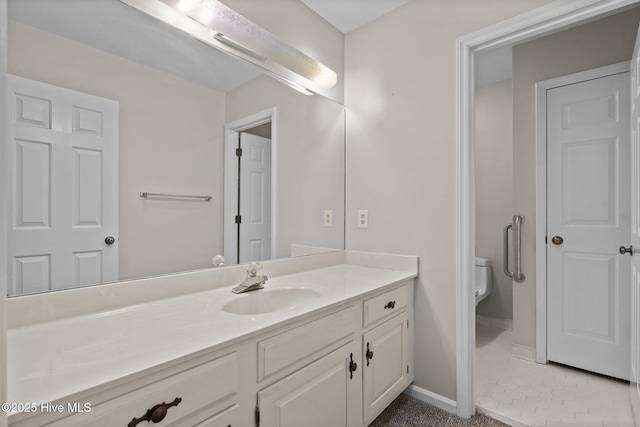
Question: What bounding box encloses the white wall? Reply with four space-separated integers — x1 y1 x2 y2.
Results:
475 79 513 320
511 7 640 350
8 21 227 281
345 0 554 401
226 75 345 258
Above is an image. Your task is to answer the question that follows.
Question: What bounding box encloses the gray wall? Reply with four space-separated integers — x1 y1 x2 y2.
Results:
512 7 640 351
475 79 513 321
344 0 553 402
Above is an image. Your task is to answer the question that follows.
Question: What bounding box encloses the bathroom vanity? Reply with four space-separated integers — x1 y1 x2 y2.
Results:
6 251 417 426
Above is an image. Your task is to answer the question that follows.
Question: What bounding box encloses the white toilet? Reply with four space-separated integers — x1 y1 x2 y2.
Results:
475 257 493 306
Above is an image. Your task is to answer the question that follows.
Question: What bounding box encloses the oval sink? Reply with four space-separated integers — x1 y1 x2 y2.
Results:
222 288 321 315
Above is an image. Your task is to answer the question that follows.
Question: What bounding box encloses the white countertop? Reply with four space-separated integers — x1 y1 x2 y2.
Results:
7 254 417 406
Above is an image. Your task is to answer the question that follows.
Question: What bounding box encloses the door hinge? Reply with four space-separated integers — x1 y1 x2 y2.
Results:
235 215 242 224
236 147 243 157
255 406 260 426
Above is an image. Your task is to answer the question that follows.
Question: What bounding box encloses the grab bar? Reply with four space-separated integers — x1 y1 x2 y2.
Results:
503 214 525 282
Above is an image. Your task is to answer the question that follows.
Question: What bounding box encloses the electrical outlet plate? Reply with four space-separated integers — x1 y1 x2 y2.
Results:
358 210 368 228
324 210 333 227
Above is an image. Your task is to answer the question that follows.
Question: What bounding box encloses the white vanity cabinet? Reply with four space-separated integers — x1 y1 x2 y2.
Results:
8 261 415 427
258 342 359 427
256 281 414 427
255 305 360 427
8 349 243 427
362 313 409 423
362 284 413 424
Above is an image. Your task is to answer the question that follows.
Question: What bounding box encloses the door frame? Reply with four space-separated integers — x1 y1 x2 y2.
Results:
0 0 7 425
223 107 277 265
456 0 640 418
534 61 631 364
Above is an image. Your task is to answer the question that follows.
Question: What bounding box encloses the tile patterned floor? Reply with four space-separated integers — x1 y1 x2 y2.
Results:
475 322 634 427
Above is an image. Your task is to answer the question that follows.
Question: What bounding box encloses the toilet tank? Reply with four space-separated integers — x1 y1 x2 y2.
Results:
475 257 491 268
475 257 492 305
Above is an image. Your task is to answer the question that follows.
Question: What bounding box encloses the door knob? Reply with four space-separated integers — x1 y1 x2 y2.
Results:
551 236 564 245
620 245 634 256
105 236 116 245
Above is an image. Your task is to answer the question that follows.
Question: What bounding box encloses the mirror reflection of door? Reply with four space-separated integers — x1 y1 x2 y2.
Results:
7 75 119 296
236 126 272 264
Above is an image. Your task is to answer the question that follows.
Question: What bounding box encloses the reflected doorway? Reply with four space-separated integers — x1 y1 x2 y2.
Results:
236 129 272 263
223 108 276 265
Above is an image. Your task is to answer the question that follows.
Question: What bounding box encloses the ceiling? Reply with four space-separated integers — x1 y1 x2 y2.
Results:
300 0 512 86
301 0 412 34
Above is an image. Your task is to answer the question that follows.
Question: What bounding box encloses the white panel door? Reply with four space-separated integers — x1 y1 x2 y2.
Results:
630 22 640 419
239 133 271 263
8 75 118 295
547 72 630 380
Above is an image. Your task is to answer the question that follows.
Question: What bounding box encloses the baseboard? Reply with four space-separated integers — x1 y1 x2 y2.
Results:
511 343 535 362
475 314 513 331
404 384 457 415
476 406 528 427
631 382 640 426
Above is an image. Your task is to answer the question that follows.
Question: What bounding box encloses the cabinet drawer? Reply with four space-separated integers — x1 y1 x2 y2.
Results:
258 306 356 382
53 352 239 427
363 285 408 327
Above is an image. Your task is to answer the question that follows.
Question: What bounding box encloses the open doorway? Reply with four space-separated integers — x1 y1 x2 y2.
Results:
471 6 640 426
223 108 276 265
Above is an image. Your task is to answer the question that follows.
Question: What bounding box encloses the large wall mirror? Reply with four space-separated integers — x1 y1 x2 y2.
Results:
5 0 345 297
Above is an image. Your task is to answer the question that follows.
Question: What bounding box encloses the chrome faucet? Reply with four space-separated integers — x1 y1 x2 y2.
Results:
232 262 268 294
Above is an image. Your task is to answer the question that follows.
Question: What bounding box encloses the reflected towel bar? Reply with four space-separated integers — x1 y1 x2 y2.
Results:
140 192 212 202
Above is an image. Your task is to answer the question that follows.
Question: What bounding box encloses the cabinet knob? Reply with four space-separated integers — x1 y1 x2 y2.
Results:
151 406 167 423
128 397 182 427
384 301 396 309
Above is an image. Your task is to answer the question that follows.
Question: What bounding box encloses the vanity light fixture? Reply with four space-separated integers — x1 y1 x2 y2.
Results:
212 32 267 63
263 70 314 96
119 0 337 94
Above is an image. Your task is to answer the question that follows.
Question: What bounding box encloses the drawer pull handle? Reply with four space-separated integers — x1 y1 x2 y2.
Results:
366 342 374 366
349 352 357 379
128 397 182 427
384 301 396 309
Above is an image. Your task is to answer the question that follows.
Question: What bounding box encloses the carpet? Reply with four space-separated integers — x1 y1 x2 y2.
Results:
369 393 509 427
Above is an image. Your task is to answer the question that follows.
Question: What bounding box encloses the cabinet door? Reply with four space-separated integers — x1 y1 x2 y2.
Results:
191 403 239 427
363 312 408 423
258 342 358 427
